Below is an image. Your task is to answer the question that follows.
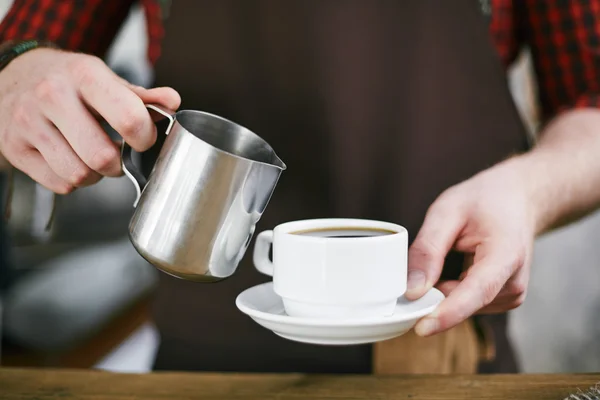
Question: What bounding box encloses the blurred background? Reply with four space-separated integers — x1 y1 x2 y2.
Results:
0 1 599 374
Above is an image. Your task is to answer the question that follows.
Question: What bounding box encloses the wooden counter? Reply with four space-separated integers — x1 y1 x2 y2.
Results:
1 367 599 399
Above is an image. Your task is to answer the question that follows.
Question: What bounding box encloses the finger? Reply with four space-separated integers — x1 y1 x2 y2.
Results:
481 264 529 306
477 293 526 314
116 77 180 122
414 241 517 336
39 84 122 177
74 59 156 152
440 272 527 314
435 280 460 297
438 256 526 303
84 86 178 124
23 113 102 188
438 280 525 315
121 80 181 114
433 255 528 317
10 147 73 194
406 191 467 300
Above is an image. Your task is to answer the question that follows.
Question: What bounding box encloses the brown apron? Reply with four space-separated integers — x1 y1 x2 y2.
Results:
147 0 529 374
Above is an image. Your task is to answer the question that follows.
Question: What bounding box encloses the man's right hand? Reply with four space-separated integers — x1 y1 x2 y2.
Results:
0 47 181 193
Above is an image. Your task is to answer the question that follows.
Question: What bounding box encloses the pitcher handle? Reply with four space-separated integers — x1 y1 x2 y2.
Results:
121 104 175 207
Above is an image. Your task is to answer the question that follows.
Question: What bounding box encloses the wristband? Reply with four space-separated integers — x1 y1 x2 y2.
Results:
0 39 58 71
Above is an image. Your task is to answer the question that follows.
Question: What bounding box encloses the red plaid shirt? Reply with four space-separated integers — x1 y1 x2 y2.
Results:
0 0 599 122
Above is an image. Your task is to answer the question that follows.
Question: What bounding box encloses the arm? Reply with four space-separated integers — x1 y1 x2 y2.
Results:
0 0 138 173
513 0 600 234
406 0 600 336
520 108 600 235
0 1 179 192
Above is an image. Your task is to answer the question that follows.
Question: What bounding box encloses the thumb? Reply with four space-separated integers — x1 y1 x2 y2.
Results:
406 192 466 300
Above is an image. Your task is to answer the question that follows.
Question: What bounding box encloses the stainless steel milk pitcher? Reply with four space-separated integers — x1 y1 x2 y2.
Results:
121 105 286 282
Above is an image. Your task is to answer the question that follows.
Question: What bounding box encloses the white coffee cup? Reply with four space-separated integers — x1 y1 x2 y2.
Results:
252 218 407 319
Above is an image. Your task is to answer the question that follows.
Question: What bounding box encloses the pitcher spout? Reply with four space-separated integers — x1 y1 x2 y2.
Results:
271 153 286 171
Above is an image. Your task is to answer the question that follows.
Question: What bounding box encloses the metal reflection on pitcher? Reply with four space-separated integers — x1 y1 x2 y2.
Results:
121 105 286 282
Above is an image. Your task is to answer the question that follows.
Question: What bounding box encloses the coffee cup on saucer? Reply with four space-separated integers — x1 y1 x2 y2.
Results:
252 218 407 320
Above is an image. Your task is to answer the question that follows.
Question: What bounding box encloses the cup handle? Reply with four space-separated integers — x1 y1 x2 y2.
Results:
121 104 175 207
253 230 274 276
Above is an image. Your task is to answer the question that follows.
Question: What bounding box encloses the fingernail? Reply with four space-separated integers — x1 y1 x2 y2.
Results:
407 270 427 293
415 317 438 337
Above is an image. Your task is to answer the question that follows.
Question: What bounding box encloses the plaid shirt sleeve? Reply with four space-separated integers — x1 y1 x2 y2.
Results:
2 0 598 123
490 0 600 122
0 0 164 64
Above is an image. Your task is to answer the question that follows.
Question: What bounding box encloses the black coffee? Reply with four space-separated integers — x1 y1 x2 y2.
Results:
292 227 395 238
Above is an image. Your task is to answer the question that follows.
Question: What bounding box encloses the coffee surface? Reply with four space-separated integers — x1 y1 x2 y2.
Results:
292 227 395 238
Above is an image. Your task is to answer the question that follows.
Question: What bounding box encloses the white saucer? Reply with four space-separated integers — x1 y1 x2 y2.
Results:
235 282 444 345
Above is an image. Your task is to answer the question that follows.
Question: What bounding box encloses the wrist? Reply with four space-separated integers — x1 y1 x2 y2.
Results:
513 109 600 235
0 39 58 72
493 153 552 236
505 144 579 236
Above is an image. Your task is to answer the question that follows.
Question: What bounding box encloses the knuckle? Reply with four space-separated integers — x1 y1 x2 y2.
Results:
0 118 21 146
434 185 468 216
34 128 54 147
55 183 75 195
507 293 527 310
437 187 457 202
0 147 18 168
68 166 92 187
90 146 119 173
514 293 527 307
34 164 75 195
437 186 461 207
423 192 459 226
117 108 149 144
510 250 527 273
506 279 527 298
426 199 449 220
411 237 443 260
12 103 33 128
435 313 463 334
34 75 66 103
5 145 27 167
480 279 503 307
70 55 103 86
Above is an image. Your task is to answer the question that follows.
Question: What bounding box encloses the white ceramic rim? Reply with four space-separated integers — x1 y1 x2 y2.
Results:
273 218 408 242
